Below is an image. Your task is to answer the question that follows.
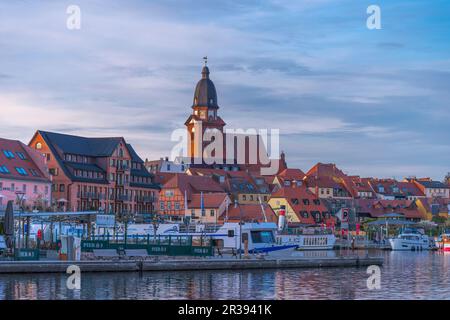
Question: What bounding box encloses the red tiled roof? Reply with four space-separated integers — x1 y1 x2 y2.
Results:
397 181 425 197
277 168 305 180
163 173 225 200
305 175 343 189
222 204 277 223
0 137 50 183
187 167 225 177
355 199 424 219
189 192 228 208
306 162 347 178
348 176 375 194
270 186 335 225
153 172 176 185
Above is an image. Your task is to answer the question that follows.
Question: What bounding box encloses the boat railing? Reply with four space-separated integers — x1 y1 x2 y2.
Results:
89 233 212 247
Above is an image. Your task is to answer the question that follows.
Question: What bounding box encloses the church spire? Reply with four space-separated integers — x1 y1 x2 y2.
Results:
202 56 210 79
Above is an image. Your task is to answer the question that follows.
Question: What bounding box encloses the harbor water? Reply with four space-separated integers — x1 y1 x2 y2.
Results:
0 251 449 300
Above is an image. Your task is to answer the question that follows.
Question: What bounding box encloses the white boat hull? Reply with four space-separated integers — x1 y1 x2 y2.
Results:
278 234 336 250
388 238 431 250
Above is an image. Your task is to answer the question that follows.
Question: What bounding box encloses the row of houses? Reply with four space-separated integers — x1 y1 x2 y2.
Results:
1 131 449 226
155 160 450 225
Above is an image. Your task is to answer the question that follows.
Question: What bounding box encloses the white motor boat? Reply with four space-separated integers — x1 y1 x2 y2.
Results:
175 222 297 253
388 229 432 251
211 222 298 254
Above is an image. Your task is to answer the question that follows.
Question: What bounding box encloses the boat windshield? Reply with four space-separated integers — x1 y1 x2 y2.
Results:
251 230 275 244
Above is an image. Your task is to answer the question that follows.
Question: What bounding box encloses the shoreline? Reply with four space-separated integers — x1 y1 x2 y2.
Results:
0 256 383 274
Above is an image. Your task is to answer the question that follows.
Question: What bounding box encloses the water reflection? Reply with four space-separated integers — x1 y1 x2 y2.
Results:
1 251 450 300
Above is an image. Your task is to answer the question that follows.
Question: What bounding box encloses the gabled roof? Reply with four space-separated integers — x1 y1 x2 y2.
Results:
397 181 425 197
306 162 347 178
305 175 345 189
0 137 51 183
163 173 225 200
270 185 334 225
37 130 123 157
415 180 449 189
189 193 228 209
222 204 277 223
32 131 154 187
277 168 305 181
126 144 144 163
355 199 424 219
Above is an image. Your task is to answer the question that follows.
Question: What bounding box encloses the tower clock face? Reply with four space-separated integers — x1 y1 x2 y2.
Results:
200 110 206 119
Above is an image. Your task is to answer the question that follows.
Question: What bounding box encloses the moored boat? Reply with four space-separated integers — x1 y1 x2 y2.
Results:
388 228 433 251
436 233 450 251
277 229 336 250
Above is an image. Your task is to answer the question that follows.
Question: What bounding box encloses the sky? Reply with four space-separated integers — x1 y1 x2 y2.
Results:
0 0 449 179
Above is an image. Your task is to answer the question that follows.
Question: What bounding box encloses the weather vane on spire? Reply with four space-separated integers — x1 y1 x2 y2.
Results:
203 56 208 66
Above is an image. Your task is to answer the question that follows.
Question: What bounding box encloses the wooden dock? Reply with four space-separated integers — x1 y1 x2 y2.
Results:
0 256 384 274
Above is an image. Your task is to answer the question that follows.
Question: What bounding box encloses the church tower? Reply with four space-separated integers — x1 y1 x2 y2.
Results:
185 61 226 159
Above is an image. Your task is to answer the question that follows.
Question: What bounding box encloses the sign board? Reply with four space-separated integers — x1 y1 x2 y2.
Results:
336 208 350 222
14 249 40 261
96 214 116 227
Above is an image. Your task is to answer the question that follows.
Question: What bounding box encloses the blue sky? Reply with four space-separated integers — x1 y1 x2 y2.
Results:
0 0 449 179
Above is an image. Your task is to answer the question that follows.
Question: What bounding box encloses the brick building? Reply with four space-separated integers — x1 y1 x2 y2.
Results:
28 131 159 220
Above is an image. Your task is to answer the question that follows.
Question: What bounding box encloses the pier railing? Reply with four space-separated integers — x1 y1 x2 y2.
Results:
81 234 214 256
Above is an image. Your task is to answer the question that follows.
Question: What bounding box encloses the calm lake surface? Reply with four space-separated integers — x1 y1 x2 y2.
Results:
1 251 449 300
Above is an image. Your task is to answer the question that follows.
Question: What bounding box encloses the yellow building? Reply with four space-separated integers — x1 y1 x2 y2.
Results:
416 198 449 221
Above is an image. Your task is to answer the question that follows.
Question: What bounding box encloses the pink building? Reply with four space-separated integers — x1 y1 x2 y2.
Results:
0 137 52 210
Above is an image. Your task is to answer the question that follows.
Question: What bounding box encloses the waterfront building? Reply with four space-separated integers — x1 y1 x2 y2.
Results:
272 168 306 191
406 177 450 199
304 163 353 199
187 192 230 224
268 184 335 226
0 137 52 210
416 197 449 220
28 131 159 220
368 178 425 200
354 199 424 221
187 167 272 204
159 173 225 222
